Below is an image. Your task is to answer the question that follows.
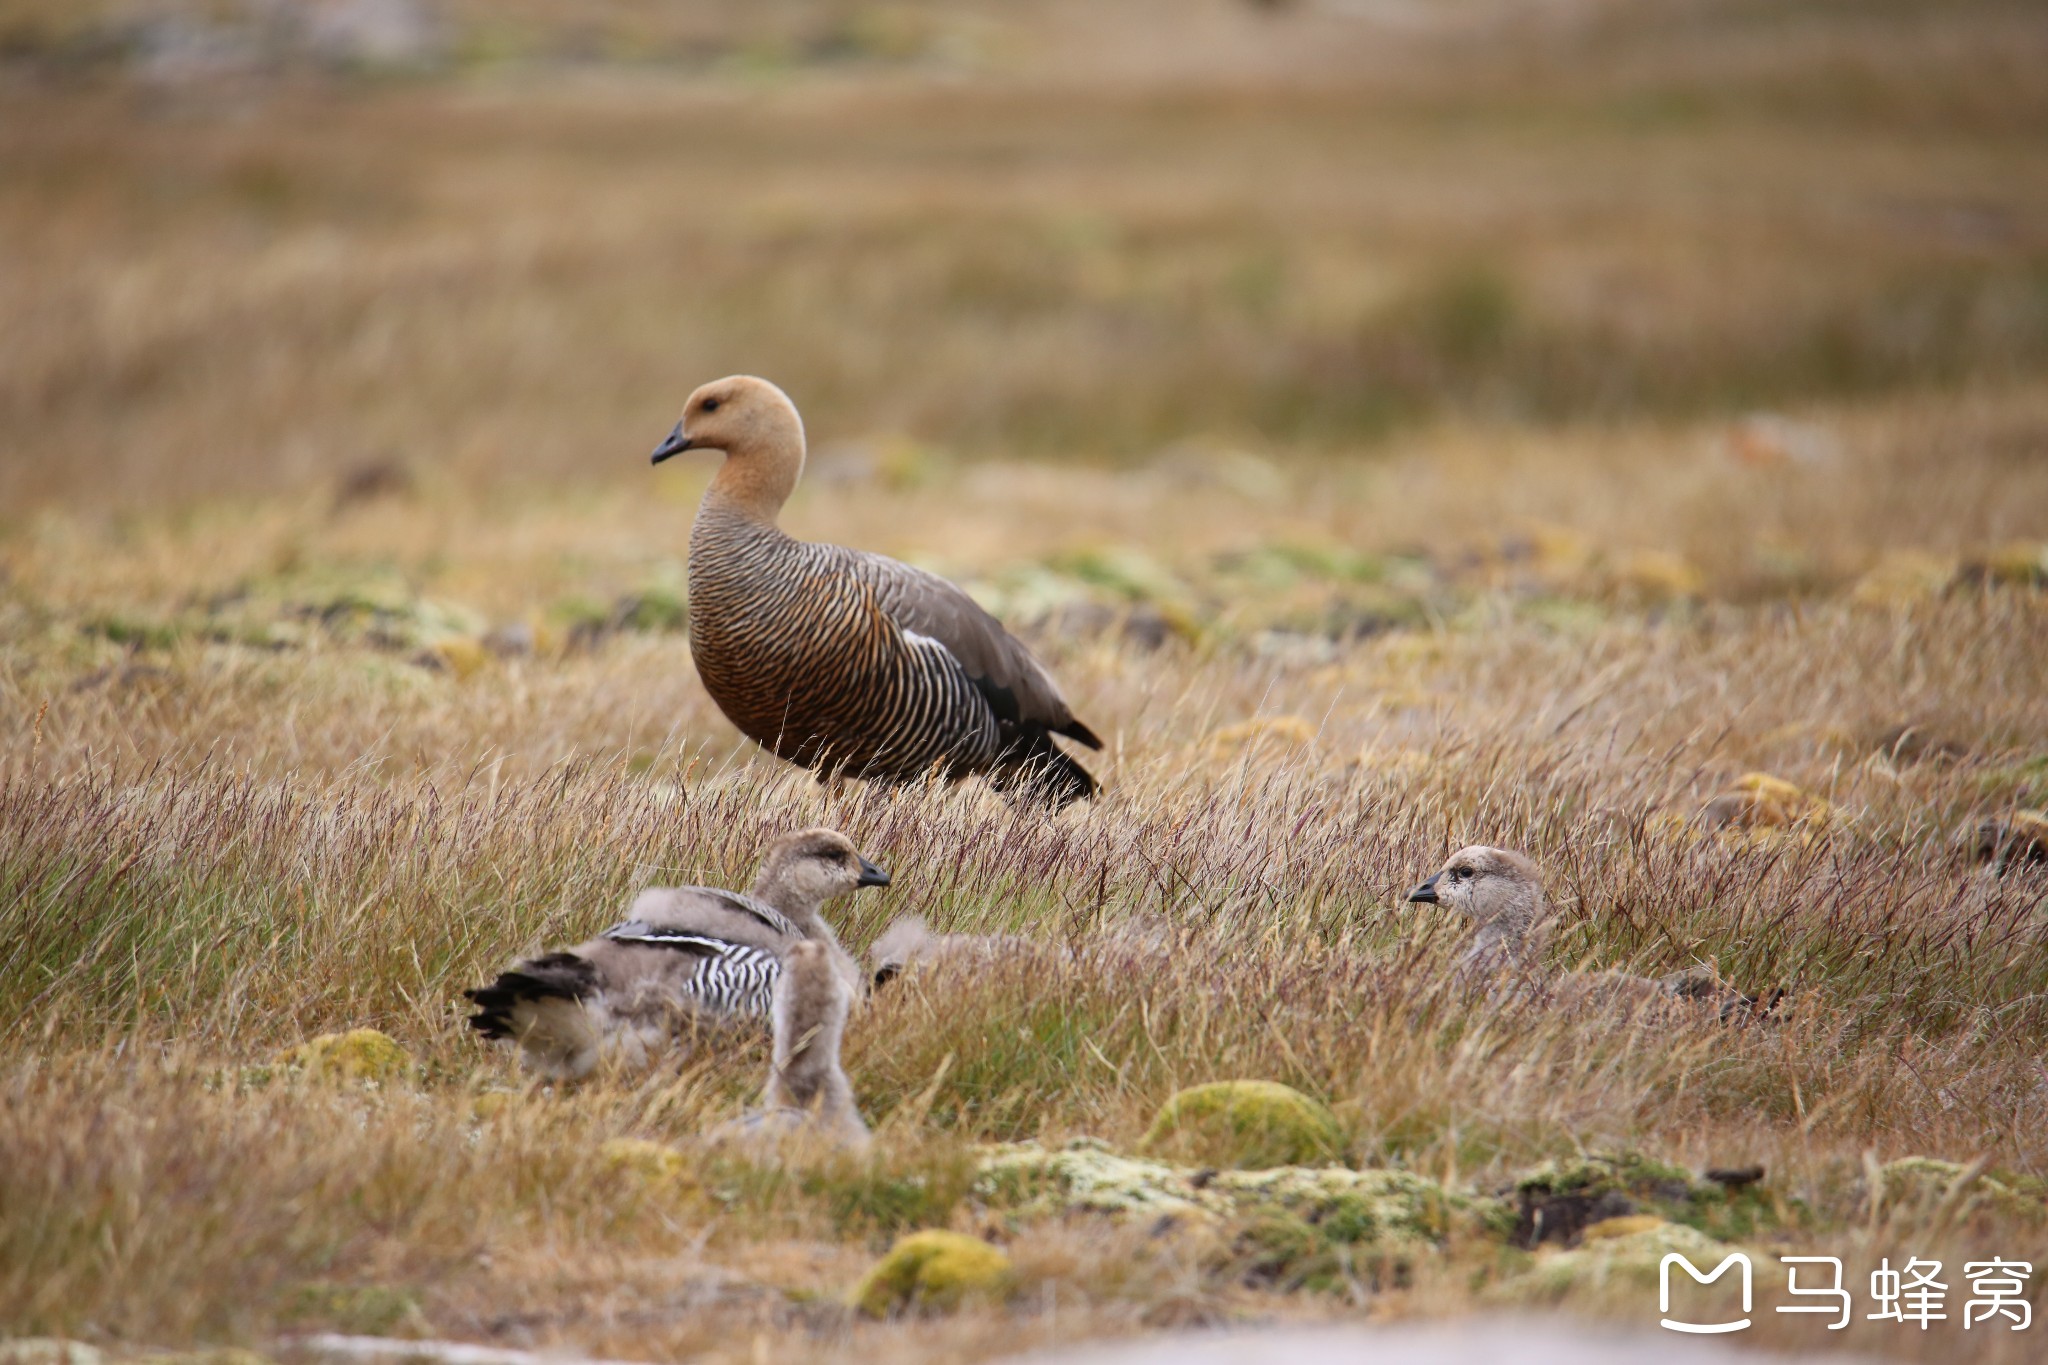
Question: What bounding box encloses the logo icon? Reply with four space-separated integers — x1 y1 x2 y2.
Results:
1661 1251 1753 1334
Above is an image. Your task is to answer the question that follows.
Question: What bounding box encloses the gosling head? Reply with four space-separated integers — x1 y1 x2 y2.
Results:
651 375 805 465
753 827 891 914
1406 845 1547 934
869 914 937 989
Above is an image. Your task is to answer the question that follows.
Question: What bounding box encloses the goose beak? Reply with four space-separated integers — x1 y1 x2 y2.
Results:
650 422 694 465
856 856 892 888
1406 874 1440 905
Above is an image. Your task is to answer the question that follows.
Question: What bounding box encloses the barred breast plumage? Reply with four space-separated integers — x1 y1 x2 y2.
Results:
653 375 1103 807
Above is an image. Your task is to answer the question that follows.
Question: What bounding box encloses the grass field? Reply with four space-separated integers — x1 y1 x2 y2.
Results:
4 2 2048 1361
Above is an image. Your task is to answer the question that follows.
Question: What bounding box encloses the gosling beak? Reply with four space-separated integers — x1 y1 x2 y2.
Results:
856 856 892 888
650 422 694 465
1406 874 1440 905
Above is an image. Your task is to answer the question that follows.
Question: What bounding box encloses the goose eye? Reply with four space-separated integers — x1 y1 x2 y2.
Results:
701 397 720 413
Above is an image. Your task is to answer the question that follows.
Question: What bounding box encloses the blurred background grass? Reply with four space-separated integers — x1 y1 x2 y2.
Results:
3 0 2045 509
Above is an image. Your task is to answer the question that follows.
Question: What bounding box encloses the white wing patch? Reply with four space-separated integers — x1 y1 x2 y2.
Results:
903 628 958 662
601 924 731 954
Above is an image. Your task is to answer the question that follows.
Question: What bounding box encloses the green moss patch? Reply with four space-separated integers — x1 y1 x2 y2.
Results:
272 1029 414 1085
598 1138 693 1186
1140 1080 1344 1170
1497 1219 1742 1305
1877 1157 2048 1225
699 1145 978 1239
976 1140 1506 1241
1509 1151 1755 1247
848 1230 1014 1317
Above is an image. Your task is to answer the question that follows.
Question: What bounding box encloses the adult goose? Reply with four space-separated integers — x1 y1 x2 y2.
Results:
651 375 1103 806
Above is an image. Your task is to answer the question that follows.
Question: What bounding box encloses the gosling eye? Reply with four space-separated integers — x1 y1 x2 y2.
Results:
1449 866 1473 881
701 397 721 413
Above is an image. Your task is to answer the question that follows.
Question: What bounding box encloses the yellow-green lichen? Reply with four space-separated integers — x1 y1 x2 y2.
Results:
1509 1151 1781 1246
974 1140 1507 1249
1514 1151 1696 1202
1140 1080 1344 1170
849 1230 1014 1317
468 1089 516 1120
155 1351 276 1365
1212 1163 1498 1243
1876 1157 2046 1224
1580 1214 1668 1241
977 1138 1223 1219
1501 1219 1738 1303
273 1029 414 1084
598 1138 693 1188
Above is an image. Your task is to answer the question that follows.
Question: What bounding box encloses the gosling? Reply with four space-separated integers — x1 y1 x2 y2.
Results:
1406 845 1771 1021
869 914 1033 987
755 939 871 1150
466 828 889 1079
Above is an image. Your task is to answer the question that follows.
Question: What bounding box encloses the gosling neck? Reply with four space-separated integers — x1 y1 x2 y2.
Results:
1463 913 1549 978
748 875 835 942
769 1029 848 1110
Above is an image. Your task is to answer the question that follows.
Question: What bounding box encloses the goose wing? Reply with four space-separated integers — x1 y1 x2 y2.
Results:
601 924 752 953
851 550 1102 748
582 928 782 1018
622 884 802 948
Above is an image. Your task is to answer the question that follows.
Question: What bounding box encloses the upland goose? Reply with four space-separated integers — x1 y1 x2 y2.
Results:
1406 845 1771 1021
651 376 1103 806
466 828 888 1078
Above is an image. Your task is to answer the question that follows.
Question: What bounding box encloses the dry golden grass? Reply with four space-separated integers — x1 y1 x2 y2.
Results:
6 393 2046 1360
6 2 2048 512
4 3 2048 1362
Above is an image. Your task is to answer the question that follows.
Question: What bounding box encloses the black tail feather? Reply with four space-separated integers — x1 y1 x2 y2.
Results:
1059 718 1105 750
465 952 598 1040
991 727 1098 808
